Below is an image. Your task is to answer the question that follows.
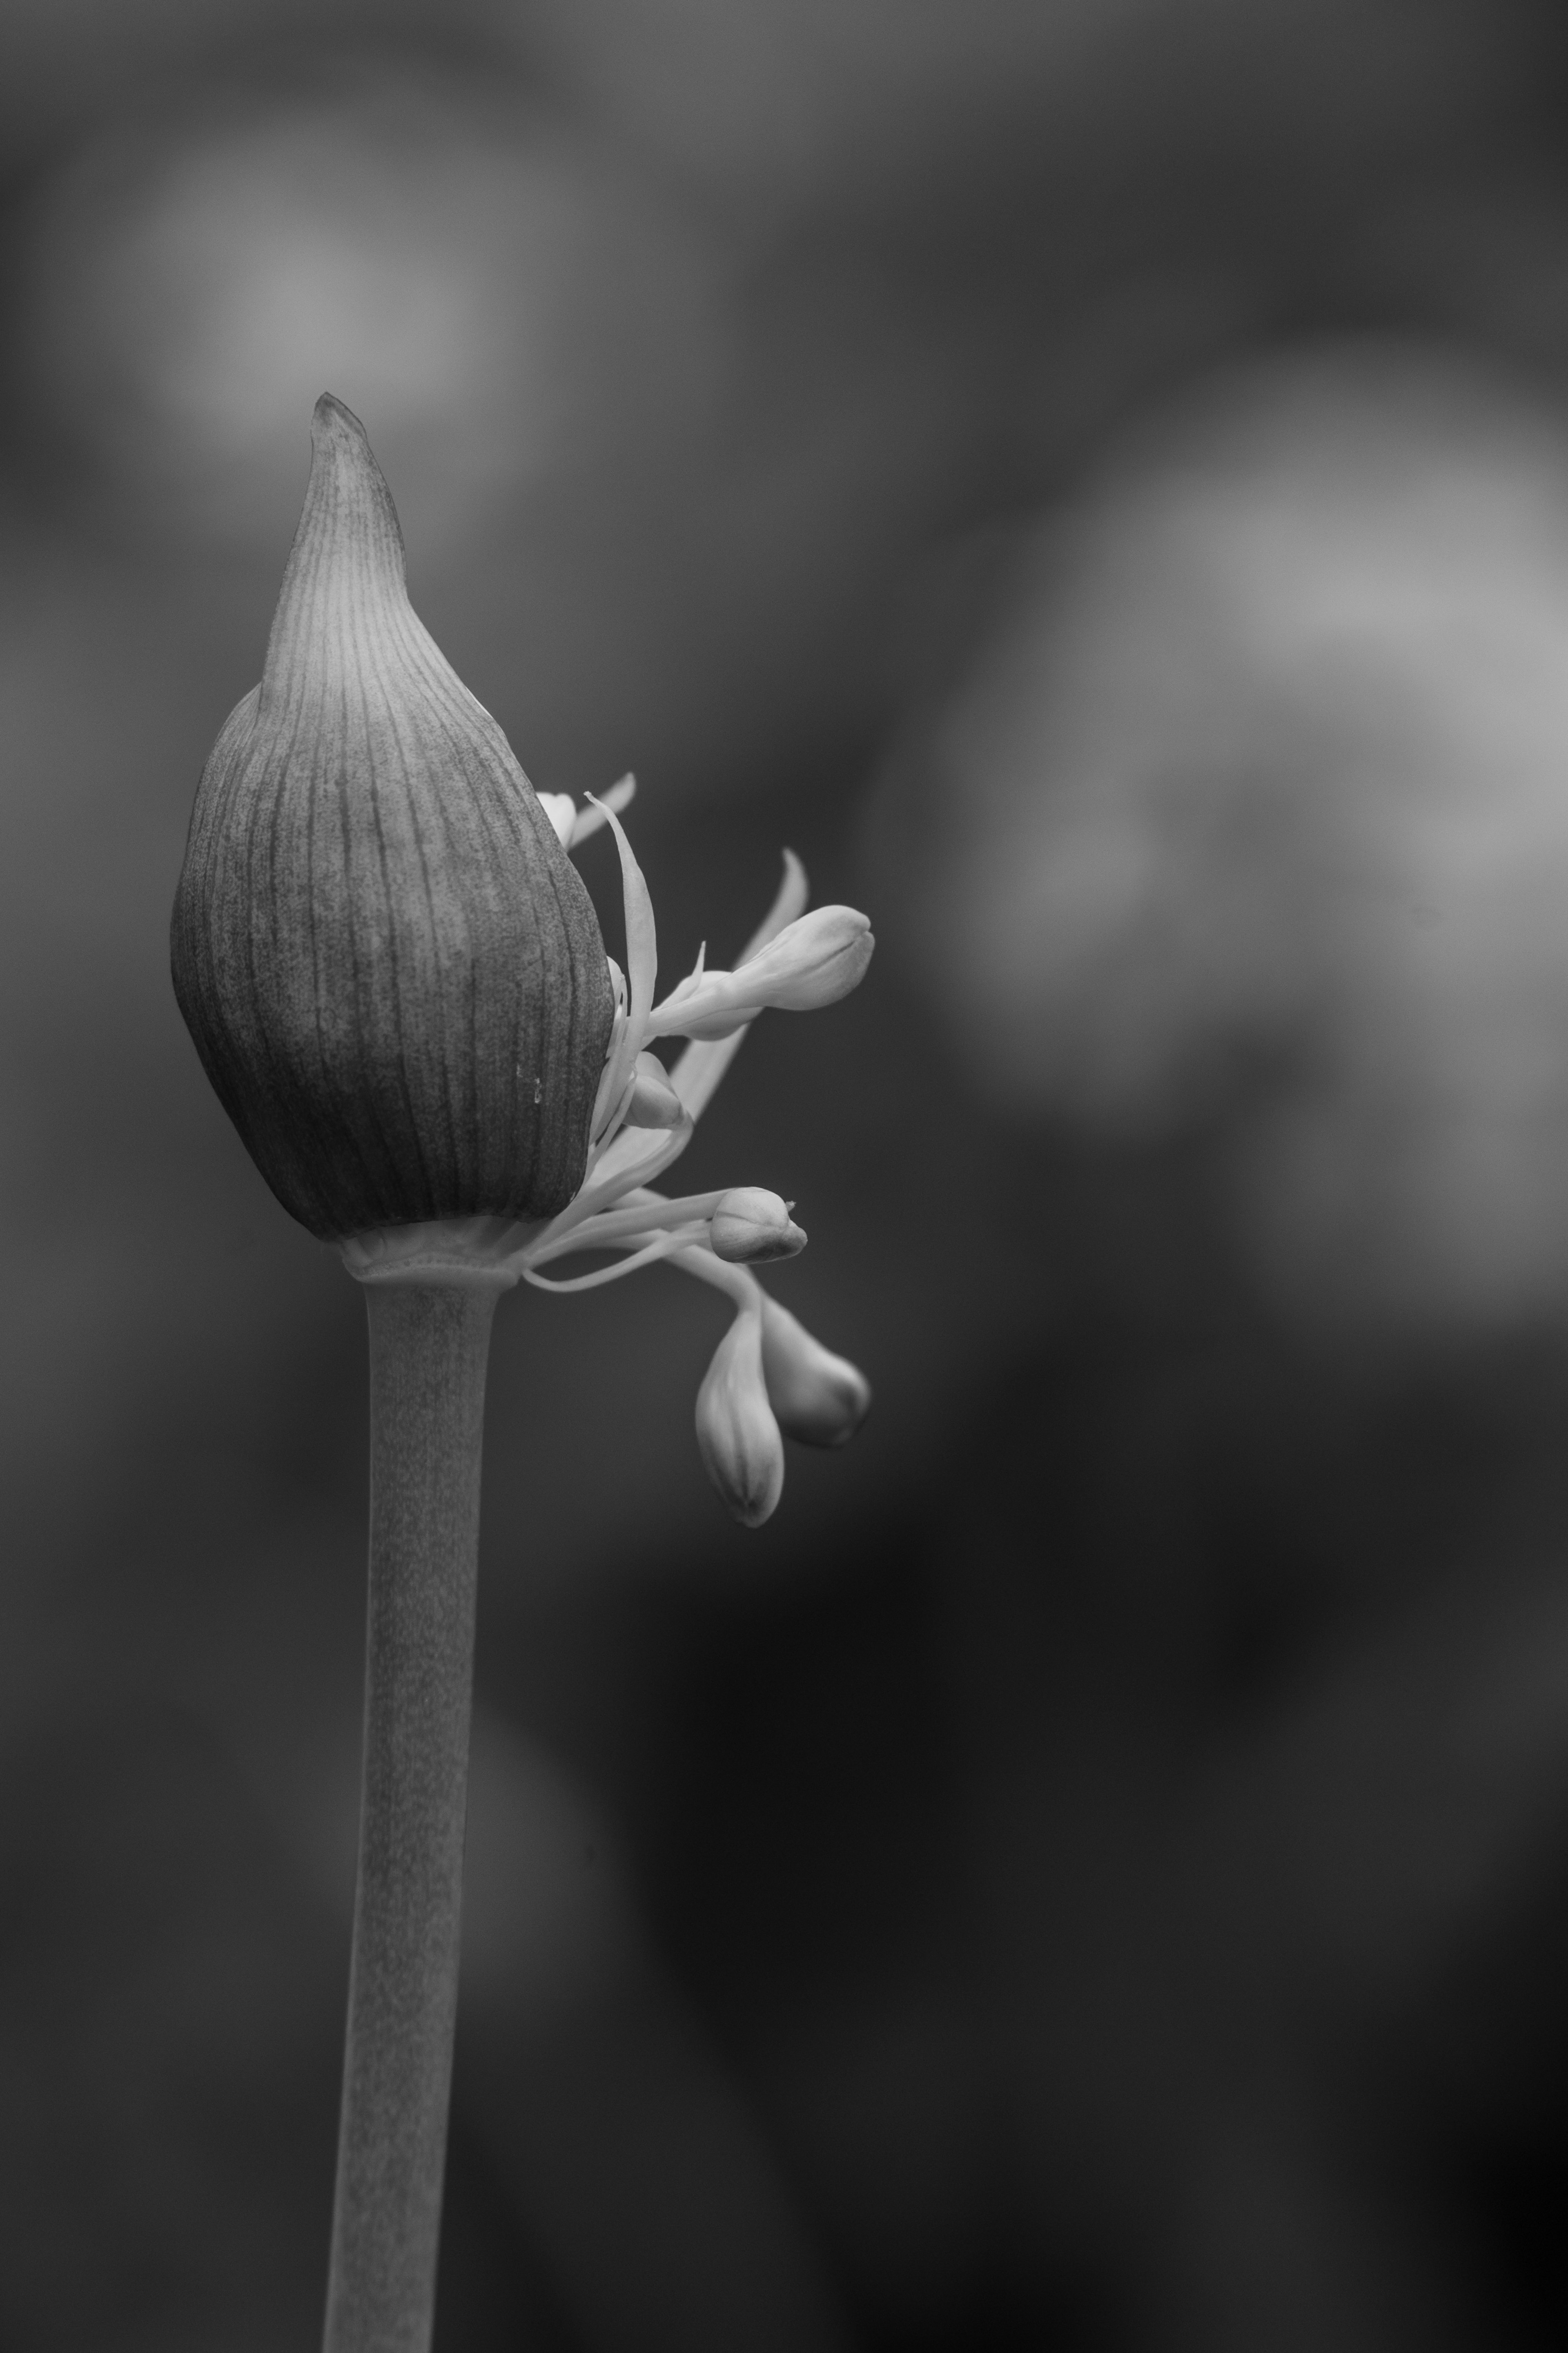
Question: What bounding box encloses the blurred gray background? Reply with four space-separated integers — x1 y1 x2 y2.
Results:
5 0 1568 2346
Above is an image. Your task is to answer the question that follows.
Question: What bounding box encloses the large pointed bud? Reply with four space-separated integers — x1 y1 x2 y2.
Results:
760 1298 871 1447
170 395 614 1240
695 1307 785 1528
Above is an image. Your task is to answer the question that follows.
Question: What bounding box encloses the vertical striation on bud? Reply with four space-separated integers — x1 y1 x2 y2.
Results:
172 394 613 1240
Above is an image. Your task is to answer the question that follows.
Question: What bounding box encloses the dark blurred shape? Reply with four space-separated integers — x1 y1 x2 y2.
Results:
0 1704 340 2351
454 1711 857 2351
526 0 1523 225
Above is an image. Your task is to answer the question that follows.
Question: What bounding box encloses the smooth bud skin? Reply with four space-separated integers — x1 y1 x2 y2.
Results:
708 1187 807 1263
744 906 875 1011
623 1052 684 1130
171 395 613 1240
695 1310 785 1527
760 1298 871 1446
649 906 875 1042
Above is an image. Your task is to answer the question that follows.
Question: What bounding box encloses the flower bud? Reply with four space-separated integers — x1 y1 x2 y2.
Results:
736 906 875 1010
695 1308 784 1526
623 1052 684 1131
760 1298 871 1447
648 906 874 1043
171 395 613 1240
708 1187 806 1264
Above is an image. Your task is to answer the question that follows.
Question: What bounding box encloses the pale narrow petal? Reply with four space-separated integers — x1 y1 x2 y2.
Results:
587 959 630 1140
567 772 637 848
595 796 657 1024
737 848 809 965
522 1231 692 1291
669 1030 743 1122
586 792 658 1139
527 1188 726 1264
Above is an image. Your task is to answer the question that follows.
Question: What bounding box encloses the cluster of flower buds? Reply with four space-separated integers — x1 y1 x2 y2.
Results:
692 1282 872 1528
173 394 873 1525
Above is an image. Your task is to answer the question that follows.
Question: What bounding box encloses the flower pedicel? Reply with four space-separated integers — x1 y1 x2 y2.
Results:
171 394 872 2353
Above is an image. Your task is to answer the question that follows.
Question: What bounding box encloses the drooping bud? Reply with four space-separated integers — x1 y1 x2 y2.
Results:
171 395 614 1240
760 1298 871 1446
648 906 874 1043
695 1307 785 1527
708 1187 807 1264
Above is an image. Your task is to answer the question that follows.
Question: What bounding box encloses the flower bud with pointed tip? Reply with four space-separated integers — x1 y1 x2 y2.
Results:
695 1308 785 1526
171 395 614 1241
709 1187 807 1264
760 1298 871 1447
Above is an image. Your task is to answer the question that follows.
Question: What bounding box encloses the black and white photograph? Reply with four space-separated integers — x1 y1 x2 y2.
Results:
2 0 1568 2346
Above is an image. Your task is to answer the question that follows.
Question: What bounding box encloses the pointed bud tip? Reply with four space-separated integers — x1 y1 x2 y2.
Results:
304 395 398 542
312 391 370 447
270 391 406 638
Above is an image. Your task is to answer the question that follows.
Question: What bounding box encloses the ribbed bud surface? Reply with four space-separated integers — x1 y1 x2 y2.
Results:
172 396 613 1239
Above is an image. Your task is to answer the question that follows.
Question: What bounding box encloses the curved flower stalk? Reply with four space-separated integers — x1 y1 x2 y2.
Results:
171 395 871 2353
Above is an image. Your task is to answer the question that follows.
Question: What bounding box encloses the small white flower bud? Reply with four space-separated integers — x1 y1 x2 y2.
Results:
709 1187 806 1264
623 1052 684 1130
648 905 873 1042
695 1309 784 1526
760 1298 871 1447
736 905 875 1010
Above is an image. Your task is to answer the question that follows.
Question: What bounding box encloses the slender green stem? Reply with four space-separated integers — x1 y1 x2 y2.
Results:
323 1275 506 2353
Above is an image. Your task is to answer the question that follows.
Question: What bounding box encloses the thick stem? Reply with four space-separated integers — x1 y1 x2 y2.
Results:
323 1276 505 2353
